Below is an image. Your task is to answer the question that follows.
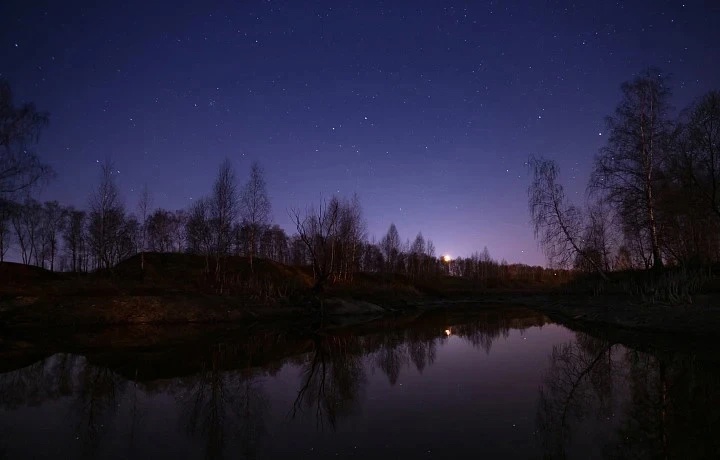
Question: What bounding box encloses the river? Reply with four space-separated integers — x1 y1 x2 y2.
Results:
0 307 717 459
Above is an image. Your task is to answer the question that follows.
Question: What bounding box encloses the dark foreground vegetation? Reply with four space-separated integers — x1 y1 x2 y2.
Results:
2 251 720 341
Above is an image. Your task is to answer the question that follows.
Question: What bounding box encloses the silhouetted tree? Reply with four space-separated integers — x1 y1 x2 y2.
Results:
210 159 239 258
63 208 87 272
39 200 66 271
137 184 151 270
259 224 289 263
171 209 187 252
333 195 365 281
240 161 271 270
10 198 41 265
0 79 52 197
186 198 214 274
88 161 125 270
147 209 176 252
591 69 673 269
529 157 607 277
290 197 341 293
575 200 615 272
380 223 400 272
680 91 720 222
0 198 13 262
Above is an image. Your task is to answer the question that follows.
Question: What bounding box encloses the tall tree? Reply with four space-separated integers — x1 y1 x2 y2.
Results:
240 162 271 270
137 184 152 270
39 201 66 271
0 198 13 262
11 199 42 265
681 91 720 221
529 157 607 277
186 198 213 257
380 223 400 272
88 161 125 269
63 208 87 272
0 79 52 197
147 209 175 252
335 195 365 281
290 197 341 293
590 69 673 269
210 159 239 257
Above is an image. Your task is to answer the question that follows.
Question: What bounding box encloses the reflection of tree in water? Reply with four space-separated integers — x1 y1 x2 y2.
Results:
536 333 720 459
606 350 720 459
453 319 512 355
292 335 366 430
0 310 548 456
375 331 409 385
407 332 437 374
536 333 616 459
0 354 80 410
0 353 125 458
72 360 126 458
291 312 542 429
174 344 269 460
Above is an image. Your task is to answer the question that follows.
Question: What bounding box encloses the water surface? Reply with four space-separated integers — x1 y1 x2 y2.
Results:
0 308 717 459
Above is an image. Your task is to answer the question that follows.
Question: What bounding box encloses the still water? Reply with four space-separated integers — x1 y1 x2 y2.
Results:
0 308 717 459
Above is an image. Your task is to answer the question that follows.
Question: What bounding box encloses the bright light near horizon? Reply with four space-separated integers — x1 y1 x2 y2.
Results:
442 254 452 262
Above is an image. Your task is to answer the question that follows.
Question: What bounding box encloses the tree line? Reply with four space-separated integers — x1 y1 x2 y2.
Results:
0 77 572 290
530 68 720 275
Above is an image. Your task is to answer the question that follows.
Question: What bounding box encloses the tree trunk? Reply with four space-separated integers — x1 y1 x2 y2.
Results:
646 186 664 269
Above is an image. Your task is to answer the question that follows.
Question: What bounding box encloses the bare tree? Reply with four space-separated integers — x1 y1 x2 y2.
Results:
529 157 607 278
137 184 152 270
0 198 13 262
11 199 41 265
334 195 366 281
680 91 720 222
240 162 271 270
380 223 400 272
88 161 125 270
147 209 175 252
186 198 213 257
590 69 673 269
63 208 87 272
290 197 341 293
210 159 239 257
575 200 616 272
409 232 426 279
171 210 187 252
0 79 53 197
39 201 66 271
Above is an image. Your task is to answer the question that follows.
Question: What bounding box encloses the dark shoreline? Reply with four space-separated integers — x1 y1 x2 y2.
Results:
3 291 720 334
2 292 720 352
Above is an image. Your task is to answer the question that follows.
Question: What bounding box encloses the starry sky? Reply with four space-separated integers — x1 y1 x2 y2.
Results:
2 1 719 265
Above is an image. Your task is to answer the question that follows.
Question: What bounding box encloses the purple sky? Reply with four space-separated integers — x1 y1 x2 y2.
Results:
2 0 719 265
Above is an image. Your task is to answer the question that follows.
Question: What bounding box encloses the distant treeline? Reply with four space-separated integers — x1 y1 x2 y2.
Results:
9 68 717 292
1 75 568 290
0 162 558 290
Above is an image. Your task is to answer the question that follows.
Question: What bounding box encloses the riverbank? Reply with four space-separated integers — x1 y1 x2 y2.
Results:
1 256 719 340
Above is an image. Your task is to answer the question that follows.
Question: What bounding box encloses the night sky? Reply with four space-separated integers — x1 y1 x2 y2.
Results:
2 1 719 265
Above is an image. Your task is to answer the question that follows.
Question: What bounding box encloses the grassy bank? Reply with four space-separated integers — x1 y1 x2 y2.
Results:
1 254 720 338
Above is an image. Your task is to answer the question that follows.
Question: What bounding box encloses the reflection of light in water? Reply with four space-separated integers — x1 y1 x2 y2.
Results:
445 328 451 336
